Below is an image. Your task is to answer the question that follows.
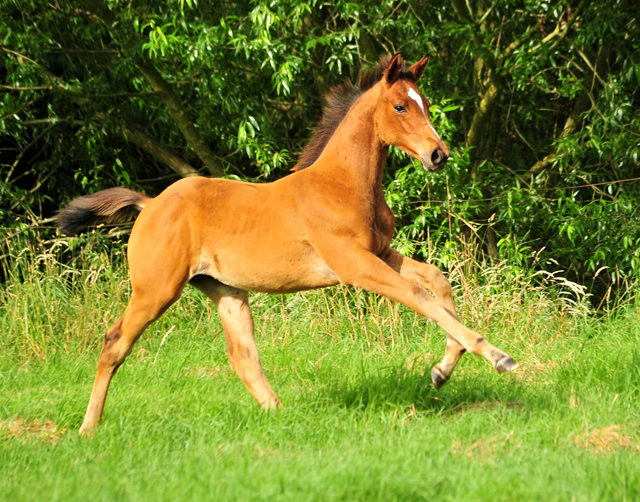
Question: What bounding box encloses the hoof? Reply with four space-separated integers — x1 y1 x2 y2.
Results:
261 398 283 411
78 424 96 437
431 366 449 389
495 356 519 373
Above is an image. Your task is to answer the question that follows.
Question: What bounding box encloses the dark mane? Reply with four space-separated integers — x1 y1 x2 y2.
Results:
292 55 416 172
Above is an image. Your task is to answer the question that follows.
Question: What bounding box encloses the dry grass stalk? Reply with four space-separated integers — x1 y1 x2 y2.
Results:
572 425 639 455
1 418 67 443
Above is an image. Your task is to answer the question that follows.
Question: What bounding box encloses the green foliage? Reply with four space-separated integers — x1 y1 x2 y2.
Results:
1 0 639 293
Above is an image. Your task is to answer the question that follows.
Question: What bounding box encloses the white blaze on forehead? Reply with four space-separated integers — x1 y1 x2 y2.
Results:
408 87 441 140
407 88 424 113
428 121 441 140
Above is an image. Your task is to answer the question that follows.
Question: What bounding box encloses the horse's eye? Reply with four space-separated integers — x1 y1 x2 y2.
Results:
394 105 406 113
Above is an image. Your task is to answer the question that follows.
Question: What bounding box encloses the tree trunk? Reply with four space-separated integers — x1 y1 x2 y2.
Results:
79 0 224 178
121 125 200 178
135 63 224 177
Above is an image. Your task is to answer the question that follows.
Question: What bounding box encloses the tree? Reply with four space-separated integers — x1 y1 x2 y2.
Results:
1 0 639 290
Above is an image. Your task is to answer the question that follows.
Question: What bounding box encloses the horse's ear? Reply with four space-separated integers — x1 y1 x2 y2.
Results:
407 55 429 81
384 53 404 84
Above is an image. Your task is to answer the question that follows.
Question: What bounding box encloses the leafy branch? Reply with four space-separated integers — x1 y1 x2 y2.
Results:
78 0 224 177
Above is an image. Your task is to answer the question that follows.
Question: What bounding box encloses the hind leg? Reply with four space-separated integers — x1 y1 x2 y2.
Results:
190 276 281 409
79 287 183 435
386 250 477 388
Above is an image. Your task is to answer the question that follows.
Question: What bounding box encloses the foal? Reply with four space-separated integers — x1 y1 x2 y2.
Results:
58 54 518 434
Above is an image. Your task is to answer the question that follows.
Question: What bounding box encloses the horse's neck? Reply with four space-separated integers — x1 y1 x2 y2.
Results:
314 89 388 199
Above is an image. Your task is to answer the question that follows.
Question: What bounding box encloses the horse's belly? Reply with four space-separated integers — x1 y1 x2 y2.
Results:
194 243 339 294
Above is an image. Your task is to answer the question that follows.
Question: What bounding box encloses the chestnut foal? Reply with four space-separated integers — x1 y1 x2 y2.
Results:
58 54 517 435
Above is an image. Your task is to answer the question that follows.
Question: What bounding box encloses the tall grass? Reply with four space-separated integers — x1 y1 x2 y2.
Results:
1 235 639 501
1 233 593 359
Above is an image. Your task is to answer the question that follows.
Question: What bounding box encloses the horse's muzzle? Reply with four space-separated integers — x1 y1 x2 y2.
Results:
421 147 448 172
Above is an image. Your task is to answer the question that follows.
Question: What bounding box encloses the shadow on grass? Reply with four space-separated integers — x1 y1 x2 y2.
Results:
322 364 534 417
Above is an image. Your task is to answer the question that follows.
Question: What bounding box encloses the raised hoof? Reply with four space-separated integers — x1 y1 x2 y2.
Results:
495 356 519 373
431 366 450 389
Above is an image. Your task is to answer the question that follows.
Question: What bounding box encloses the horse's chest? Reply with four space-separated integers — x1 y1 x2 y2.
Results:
365 205 395 256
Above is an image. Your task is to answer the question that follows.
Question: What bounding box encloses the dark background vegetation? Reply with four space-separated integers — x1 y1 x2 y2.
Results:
1 0 639 298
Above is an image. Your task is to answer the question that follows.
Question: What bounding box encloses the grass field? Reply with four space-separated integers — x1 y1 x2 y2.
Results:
1 246 639 501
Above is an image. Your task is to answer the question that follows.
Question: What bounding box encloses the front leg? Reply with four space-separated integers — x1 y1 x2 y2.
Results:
326 245 518 377
385 250 467 388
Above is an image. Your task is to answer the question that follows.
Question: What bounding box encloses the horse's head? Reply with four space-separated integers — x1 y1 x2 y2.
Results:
375 54 449 172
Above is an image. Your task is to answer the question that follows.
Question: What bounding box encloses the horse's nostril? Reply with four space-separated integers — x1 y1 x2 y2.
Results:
431 148 445 165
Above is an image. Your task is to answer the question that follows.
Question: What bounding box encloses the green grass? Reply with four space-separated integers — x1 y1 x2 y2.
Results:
1 248 639 501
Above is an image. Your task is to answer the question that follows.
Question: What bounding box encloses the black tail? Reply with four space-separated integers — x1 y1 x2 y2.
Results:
57 187 151 235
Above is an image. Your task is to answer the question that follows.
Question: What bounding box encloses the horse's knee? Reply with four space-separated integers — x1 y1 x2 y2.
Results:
226 339 254 365
422 265 452 298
